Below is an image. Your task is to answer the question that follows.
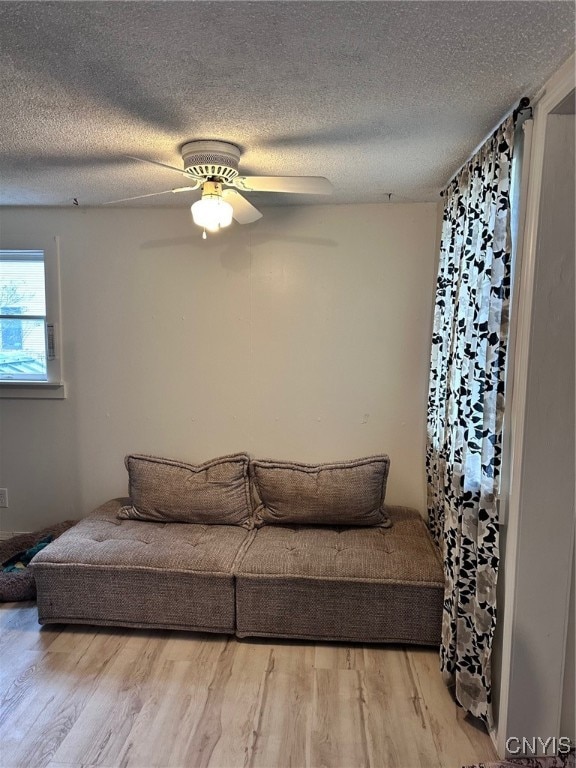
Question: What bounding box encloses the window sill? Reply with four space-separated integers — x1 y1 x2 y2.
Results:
0 381 67 399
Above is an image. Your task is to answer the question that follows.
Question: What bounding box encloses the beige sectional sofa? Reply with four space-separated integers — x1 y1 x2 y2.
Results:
31 453 444 646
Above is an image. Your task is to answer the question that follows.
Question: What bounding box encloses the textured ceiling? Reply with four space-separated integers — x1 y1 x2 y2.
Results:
0 1 574 208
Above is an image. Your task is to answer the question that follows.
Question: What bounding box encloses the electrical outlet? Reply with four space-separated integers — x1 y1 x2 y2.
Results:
0 489 8 508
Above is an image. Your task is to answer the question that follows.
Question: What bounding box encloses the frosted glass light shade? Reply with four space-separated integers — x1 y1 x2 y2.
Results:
191 196 233 232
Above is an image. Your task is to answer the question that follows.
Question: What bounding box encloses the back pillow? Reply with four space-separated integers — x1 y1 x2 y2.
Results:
119 453 252 528
250 455 391 527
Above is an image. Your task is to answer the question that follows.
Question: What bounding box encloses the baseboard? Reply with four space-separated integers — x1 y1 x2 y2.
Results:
0 530 29 541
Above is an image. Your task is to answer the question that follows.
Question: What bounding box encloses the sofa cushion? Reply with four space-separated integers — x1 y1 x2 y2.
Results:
119 453 252 528
31 498 252 632
250 455 391 527
234 505 444 644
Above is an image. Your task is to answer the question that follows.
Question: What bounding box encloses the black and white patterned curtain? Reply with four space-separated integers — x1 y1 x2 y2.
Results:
426 116 515 730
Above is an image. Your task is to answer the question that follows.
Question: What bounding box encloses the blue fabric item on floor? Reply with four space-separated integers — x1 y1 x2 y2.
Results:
2 535 54 572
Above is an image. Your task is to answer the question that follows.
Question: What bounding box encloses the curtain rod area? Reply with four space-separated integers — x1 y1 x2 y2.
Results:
440 97 532 196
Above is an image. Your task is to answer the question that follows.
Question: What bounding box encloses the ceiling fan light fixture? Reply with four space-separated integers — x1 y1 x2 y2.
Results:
191 181 233 233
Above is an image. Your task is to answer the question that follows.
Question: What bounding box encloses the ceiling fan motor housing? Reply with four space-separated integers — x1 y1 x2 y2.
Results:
181 140 240 181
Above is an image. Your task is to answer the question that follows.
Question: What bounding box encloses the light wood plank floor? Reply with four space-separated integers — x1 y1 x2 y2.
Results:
0 602 498 768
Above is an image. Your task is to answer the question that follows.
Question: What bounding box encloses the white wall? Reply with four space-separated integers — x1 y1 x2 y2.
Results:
0 202 439 532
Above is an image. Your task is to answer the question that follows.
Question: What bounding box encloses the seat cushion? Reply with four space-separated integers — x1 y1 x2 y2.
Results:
31 498 251 632
235 505 444 644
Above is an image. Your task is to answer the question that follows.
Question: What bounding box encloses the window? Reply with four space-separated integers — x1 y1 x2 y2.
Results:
0 239 65 398
0 251 48 380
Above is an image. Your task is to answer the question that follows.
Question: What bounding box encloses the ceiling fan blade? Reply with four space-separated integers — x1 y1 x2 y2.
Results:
172 183 202 192
102 186 199 205
232 175 333 195
222 189 263 224
126 155 190 177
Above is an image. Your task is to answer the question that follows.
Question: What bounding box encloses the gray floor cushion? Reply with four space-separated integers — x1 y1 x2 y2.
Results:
234 505 444 645
31 498 251 632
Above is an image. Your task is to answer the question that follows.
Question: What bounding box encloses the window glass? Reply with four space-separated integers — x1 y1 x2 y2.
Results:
0 251 47 381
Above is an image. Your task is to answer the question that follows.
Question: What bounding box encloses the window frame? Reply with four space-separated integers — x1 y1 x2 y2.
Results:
0 236 65 399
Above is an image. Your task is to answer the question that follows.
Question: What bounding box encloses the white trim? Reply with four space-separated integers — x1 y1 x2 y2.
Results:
532 53 576 106
498 118 533 528
0 381 66 399
46 236 64 385
495 53 575 758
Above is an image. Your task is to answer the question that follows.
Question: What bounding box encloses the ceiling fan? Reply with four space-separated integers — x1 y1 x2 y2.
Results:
104 141 333 237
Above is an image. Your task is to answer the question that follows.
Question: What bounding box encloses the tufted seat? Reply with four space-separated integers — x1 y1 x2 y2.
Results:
31 498 251 632
234 506 444 644
32 499 444 645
